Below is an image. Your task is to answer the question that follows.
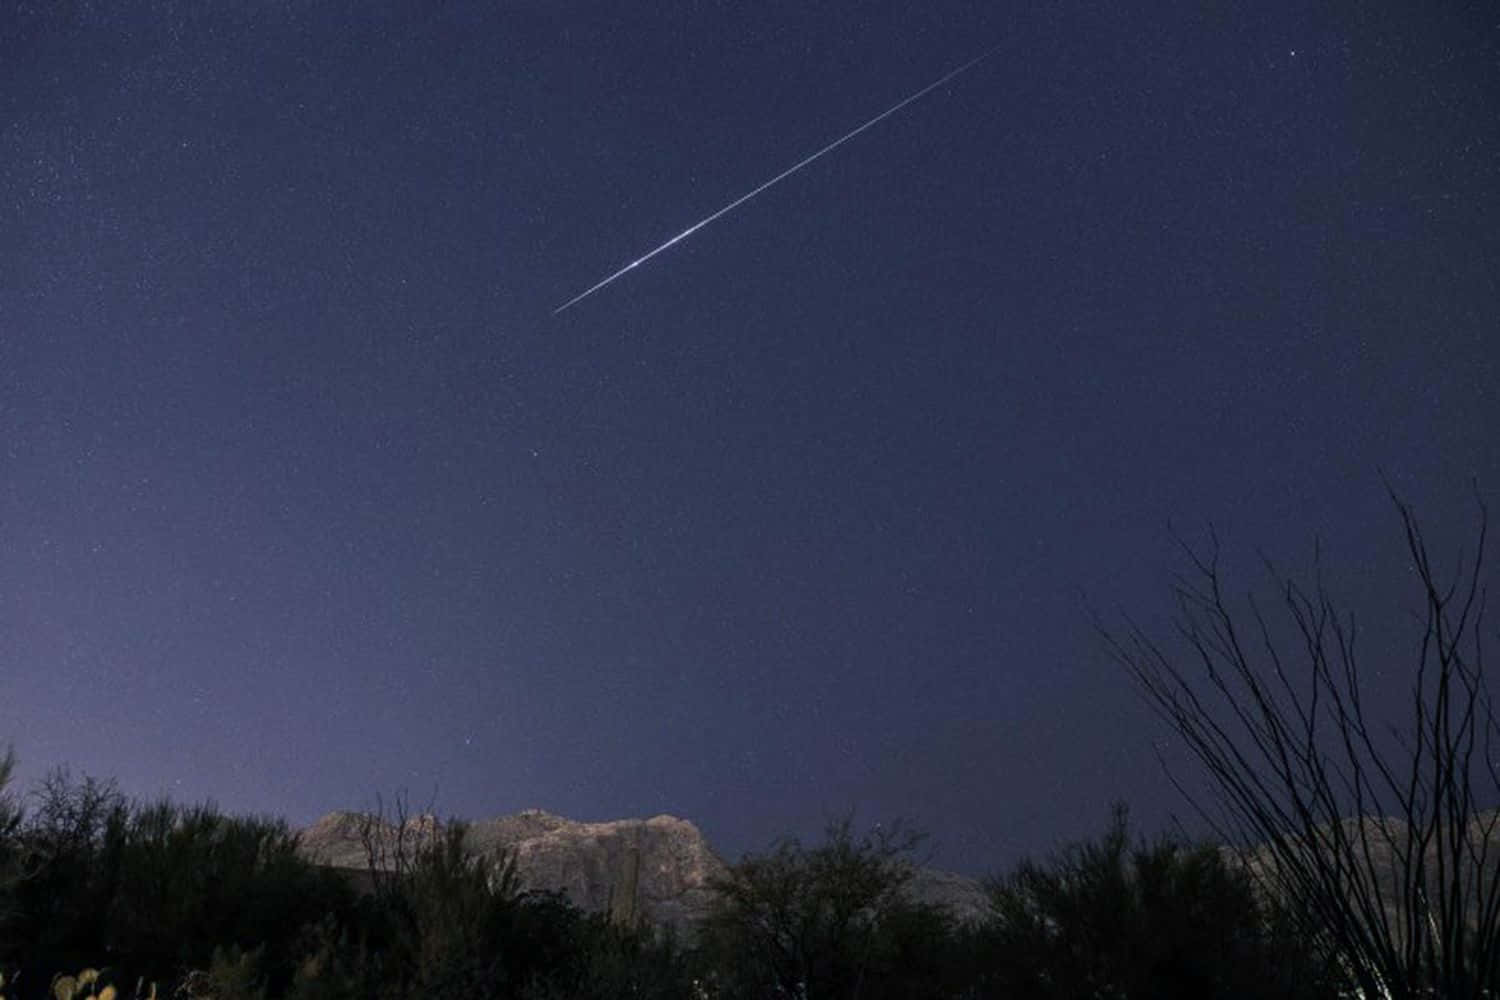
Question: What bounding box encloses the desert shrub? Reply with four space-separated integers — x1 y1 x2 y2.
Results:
1 768 131 980
0 765 706 999
106 800 352 990
0 747 26 927
520 914 696 1000
280 912 396 1000
697 817 955 1000
173 944 270 1000
863 899 975 1000
1101 497 1500 998
975 803 1338 1000
0 770 351 998
282 821 508 997
290 820 594 998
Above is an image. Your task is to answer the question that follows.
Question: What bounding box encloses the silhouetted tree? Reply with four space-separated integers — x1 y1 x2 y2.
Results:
700 817 954 1000
517 914 695 1000
291 792 666 999
0 745 26 993
3 767 130 979
106 798 351 992
293 796 525 995
977 803 1335 999
0 768 352 998
0 747 23 908
1100 494 1500 999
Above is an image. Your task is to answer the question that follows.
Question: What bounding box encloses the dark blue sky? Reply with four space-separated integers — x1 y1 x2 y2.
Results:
2 1 1496 874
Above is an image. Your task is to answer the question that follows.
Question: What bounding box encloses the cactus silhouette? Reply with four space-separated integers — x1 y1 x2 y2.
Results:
46 968 153 1000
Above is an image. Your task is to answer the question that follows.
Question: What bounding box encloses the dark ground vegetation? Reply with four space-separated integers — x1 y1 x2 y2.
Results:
4 498 1488 999
1099 494 1499 999
0 759 1333 1000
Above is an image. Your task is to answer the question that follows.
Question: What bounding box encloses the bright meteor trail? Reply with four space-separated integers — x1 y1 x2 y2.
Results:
553 47 999 314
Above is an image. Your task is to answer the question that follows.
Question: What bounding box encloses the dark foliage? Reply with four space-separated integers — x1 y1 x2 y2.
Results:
286 800 698 999
4 768 130 976
0 764 702 1000
698 817 966 1000
974 804 1338 999
0 752 1383 998
0 768 352 998
1101 495 1500 998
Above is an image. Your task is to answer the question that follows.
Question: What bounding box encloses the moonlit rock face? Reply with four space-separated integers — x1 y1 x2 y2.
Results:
1223 808 1500 948
296 808 991 931
297 808 729 931
496 813 729 929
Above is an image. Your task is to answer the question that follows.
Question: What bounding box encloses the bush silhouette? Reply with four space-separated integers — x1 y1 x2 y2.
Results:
976 803 1337 999
0 768 351 998
286 809 693 999
0 752 1358 999
1100 496 1500 998
699 817 959 1000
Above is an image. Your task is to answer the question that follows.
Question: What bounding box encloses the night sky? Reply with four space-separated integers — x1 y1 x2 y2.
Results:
3 2 1497 875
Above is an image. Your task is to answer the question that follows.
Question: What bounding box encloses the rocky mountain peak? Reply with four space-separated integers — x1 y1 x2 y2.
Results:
295 808 988 932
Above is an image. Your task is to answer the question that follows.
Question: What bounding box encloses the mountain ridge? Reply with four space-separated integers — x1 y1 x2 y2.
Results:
295 807 990 931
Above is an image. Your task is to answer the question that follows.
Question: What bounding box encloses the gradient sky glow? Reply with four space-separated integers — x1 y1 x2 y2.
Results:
2 1 1497 874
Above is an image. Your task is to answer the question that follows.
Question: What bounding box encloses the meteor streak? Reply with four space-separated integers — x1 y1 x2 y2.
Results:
553 47 999 315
